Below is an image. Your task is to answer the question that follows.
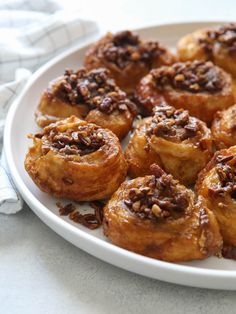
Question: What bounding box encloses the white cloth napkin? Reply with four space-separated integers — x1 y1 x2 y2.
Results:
0 150 23 214
0 0 98 214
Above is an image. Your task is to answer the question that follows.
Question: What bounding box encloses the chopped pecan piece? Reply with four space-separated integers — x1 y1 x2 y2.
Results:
56 201 104 229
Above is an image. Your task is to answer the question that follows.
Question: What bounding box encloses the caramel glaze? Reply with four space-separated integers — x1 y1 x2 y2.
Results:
104 165 222 262
125 103 213 186
36 68 136 140
84 30 176 93
196 146 236 255
25 116 127 201
135 61 234 124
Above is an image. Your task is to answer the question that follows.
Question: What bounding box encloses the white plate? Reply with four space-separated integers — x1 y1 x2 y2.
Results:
4 21 236 290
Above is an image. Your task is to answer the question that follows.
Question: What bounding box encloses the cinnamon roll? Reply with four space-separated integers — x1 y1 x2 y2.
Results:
125 104 213 185
196 146 236 250
135 60 234 124
84 30 176 93
211 104 236 149
35 68 136 140
103 164 222 262
177 23 236 78
25 116 127 201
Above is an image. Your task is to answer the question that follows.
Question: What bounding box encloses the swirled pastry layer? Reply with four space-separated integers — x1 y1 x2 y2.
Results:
84 30 176 93
177 23 236 78
25 116 127 201
196 146 236 247
135 60 234 123
125 103 213 185
36 68 136 139
104 165 222 262
211 104 236 149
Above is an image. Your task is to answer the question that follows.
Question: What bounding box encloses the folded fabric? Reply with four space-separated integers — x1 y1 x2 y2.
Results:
0 0 98 214
0 151 23 214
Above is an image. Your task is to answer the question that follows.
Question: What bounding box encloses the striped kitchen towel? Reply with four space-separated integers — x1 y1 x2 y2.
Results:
0 0 98 214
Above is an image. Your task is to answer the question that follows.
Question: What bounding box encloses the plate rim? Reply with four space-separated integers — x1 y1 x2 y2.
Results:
4 20 236 289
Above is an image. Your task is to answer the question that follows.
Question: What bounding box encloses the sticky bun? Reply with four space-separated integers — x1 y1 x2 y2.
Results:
196 146 236 250
84 30 176 93
135 60 234 124
103 164 222 262
211 104 236 149
177 23 236 78
25 116 127 201
35 68 136 140
125 104 213 185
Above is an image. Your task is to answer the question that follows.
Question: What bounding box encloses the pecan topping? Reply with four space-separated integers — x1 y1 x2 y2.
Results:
199 23 236 56
124 164 189 220
99 30 166 69
152 61 224 93
147 103 201 142
208 154 236 198
55 68 136 115
40 124 105 156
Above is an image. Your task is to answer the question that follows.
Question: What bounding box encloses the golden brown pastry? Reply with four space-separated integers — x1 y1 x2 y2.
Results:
125 104 213 185
103 164 222 262
25 116 127 201
135 60 235 124
196 146 236 249
211 104 236 149
36 68 136 140
84 30 176 93
177 23 236 78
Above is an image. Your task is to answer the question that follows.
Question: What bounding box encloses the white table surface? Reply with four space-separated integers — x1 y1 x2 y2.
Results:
2 0 236 313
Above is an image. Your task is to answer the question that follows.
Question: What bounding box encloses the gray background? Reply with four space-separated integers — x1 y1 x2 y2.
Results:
2 0 236 313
